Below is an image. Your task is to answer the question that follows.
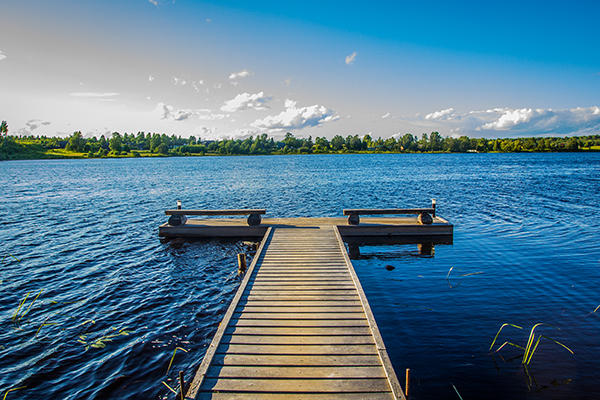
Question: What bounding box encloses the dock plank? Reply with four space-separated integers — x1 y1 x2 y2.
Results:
186 226 406 400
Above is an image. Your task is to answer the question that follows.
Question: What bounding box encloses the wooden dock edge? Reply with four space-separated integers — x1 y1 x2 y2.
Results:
184 227 273 399
334 226 407 400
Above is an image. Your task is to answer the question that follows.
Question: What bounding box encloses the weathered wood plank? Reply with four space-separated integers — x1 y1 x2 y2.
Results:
166 209 266 216
215 343 378 355
223 326 372 336
343 208 435 215
233 312 366 320
230 319 370 327
245 286 357 291
197 392 394 400
238 301 362 307
221 334 374 345
235 306 365 313
200 377 391 393
241 295 360 301
249 277 354 282
210 353 383 366
205 365 387 379
244 289 360 296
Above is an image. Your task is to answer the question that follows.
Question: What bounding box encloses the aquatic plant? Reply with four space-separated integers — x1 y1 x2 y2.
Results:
488 323 573 365
451 382 464 400
162 381 178 395
12 289 43 324
77 327 132 351
35 316 59 338
166 347 188 374
2 386 26 400
2 253 20 263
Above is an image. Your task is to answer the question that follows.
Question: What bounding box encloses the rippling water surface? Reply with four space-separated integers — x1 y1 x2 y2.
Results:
1 153 599 399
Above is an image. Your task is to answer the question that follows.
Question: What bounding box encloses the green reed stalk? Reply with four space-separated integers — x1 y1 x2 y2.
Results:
166 347 189 375
489 322 573 365
2 386 26 400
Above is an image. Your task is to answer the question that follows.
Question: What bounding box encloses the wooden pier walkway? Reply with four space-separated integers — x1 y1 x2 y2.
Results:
186 225 406 399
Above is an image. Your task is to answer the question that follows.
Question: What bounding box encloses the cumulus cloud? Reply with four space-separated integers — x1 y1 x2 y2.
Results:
69 92 119 97
382 112 391 119
148 0 158 6
345 51 357 65
220 92 271 113
153 102 225 122
154 103 195 121
475 107 600 134
412 106 600 137
250 99 338 132
0 51 6 61
425 108 455 120
173 76 187 86
18 119 51 135
149 75 154 82
229 69 253 81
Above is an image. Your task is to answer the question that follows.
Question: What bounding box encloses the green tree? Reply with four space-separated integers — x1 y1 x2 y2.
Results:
156 142 169 155
66 131 85 152
109 132 123 153
0 121 8 136
429 132 443 151
330 135 345 151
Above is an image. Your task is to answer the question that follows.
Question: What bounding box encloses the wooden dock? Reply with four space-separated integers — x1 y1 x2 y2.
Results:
185 225 407 400
159 216 453 244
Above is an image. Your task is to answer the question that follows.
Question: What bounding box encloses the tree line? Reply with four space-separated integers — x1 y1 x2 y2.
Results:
1 120 599 160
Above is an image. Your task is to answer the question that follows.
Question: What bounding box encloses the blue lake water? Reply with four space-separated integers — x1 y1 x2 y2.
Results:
1 153 599 399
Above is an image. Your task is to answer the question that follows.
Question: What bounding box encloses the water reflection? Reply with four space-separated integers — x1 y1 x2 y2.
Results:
345 237 452 259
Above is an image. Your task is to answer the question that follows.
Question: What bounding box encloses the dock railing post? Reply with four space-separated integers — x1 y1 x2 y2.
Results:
431 198 436 218
405 368 410 398
179 371 185 400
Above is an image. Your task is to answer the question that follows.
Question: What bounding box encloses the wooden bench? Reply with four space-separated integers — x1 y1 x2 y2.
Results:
165 209 266 226
343 201 437 226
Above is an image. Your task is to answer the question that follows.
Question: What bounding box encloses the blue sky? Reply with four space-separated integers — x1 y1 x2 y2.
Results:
1 0 599 140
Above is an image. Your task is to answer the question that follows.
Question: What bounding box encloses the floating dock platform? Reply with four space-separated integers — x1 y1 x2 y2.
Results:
160 206 452 399
159 216 453 244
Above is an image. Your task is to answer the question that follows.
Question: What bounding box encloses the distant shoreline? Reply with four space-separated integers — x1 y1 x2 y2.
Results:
2 131 599 161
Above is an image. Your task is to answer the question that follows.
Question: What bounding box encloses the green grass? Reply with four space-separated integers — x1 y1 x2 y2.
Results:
489 323 573 365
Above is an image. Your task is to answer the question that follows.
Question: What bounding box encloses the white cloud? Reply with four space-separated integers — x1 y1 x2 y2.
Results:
229 69 253 80
18 119 51 135
198 112 226 121
69 92 119 97
154 103 195 121
382 112 391 119
173 76 187 86
425 108 454 120
410 106 600 137
148 0 159 6
0 51 6 61
149 75 154 82
345 51 357 65
280 78 291 87
206 19 212 24
220 92 271 113
251 99 338 132
153 102 226 122
475 107 600 134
